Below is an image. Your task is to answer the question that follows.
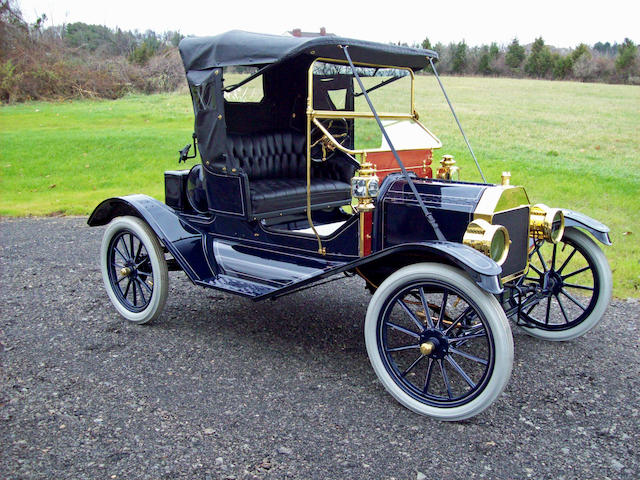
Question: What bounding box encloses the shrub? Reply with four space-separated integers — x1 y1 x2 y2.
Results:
572 55 598 81
0 59 21 101
129 49 185 93
552 54 573 79
0 5 186 103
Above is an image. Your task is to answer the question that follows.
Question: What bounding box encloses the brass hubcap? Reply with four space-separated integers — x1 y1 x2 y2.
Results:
120 267 132 277
420 341 435 356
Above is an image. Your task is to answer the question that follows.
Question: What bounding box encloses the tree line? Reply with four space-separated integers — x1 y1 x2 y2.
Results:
418 37 638 84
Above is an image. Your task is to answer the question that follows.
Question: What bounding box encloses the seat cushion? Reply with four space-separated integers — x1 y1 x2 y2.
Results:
250 178 351 214
227 131 355 216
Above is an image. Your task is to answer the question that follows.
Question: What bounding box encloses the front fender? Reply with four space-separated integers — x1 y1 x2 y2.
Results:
88 195 214 282
357 241 503 294
562 209 612 246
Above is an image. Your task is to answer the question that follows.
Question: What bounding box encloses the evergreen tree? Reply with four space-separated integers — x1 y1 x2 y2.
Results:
489 42 499 59
478 53 491 75
552 54 573 79
571 43 591 63
129 40 154 65
478 46 492 74
593 41 616 56
525 37 553 77
505 38 525 69
616 38 638 72
421 37 431 50
64 22 115 52
452 41 467 73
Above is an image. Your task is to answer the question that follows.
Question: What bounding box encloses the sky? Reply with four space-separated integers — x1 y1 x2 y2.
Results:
16 0 640 49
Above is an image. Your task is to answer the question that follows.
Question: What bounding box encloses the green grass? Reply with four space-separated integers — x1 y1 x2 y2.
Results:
0 92 198 215
1 77 639 297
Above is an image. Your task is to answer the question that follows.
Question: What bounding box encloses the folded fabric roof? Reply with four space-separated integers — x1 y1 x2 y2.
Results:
179 30 438 84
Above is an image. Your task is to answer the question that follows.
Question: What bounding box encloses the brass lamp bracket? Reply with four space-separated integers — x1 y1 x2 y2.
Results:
353 159 379 212
436 155 460 181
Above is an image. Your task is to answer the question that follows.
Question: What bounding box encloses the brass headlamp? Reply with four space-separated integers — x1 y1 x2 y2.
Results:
351 161 379 212
463 219 510 265
529 204 565 244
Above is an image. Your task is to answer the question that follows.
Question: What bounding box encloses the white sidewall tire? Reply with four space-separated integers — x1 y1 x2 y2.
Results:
100 216 169 324
365 263 514 421
519 227 612 341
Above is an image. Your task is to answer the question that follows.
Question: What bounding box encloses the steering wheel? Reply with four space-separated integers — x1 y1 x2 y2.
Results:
310 118 350 162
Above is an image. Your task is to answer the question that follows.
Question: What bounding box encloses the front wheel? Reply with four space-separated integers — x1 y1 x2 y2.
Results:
365 263 513 421
100 216 169 324
513 227 612 341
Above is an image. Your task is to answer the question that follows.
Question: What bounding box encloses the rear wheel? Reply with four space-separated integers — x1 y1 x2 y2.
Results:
514 227 611 341
101 216 168 324
365 263 513 421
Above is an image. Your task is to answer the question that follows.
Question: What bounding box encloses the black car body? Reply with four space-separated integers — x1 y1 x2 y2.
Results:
89 31 613 420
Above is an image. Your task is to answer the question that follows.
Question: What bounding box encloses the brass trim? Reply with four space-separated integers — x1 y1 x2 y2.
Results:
473 185 531 280
352 160 378 212
305 56 442 255
355 267 379 290
310 113 442 154
529 204 565 244
120 267 131 277
462 219 510 265
307 57 441 155
420 342 435 355
502 269 526 283
436 155 460 181
313 110 416 119
474 186 530 222
374 165 424 173
305 104 324 254
359 211 365 257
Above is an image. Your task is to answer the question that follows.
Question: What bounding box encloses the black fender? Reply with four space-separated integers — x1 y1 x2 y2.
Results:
562 209 612 246
354 241 503 294
267 241 504 300
87 195 214 282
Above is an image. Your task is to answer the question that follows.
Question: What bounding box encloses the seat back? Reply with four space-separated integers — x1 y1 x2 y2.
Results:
227 132 306 180
227 131 357 185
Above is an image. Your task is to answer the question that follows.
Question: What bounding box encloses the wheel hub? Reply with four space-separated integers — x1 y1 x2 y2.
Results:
544 270 564 295
420 341 435 355
419 329 449 359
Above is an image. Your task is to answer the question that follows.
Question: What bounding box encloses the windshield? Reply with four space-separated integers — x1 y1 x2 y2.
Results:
310 60 441 154
312 62 412 114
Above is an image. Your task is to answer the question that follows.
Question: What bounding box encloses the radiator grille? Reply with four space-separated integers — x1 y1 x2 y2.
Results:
493 206 530 280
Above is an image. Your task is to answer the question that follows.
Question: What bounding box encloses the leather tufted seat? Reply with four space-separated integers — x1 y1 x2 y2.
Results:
227 132 352 216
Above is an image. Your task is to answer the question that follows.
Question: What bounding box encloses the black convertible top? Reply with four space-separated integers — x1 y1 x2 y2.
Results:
179 30 438 84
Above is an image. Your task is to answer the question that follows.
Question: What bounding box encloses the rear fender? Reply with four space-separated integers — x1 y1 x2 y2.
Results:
562 209 612 246
88 195 214 282
357 241 503 294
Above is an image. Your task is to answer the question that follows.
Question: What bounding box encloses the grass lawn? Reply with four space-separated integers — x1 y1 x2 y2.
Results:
1 76 638 297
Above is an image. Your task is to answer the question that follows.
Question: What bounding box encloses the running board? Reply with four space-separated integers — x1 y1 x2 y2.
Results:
197 274 278 298
196 239 345 299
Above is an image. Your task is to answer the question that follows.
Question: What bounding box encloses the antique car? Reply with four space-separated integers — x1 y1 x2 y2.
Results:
88 31 612 420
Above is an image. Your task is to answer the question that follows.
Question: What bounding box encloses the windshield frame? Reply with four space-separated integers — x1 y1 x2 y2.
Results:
306 58 442 156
